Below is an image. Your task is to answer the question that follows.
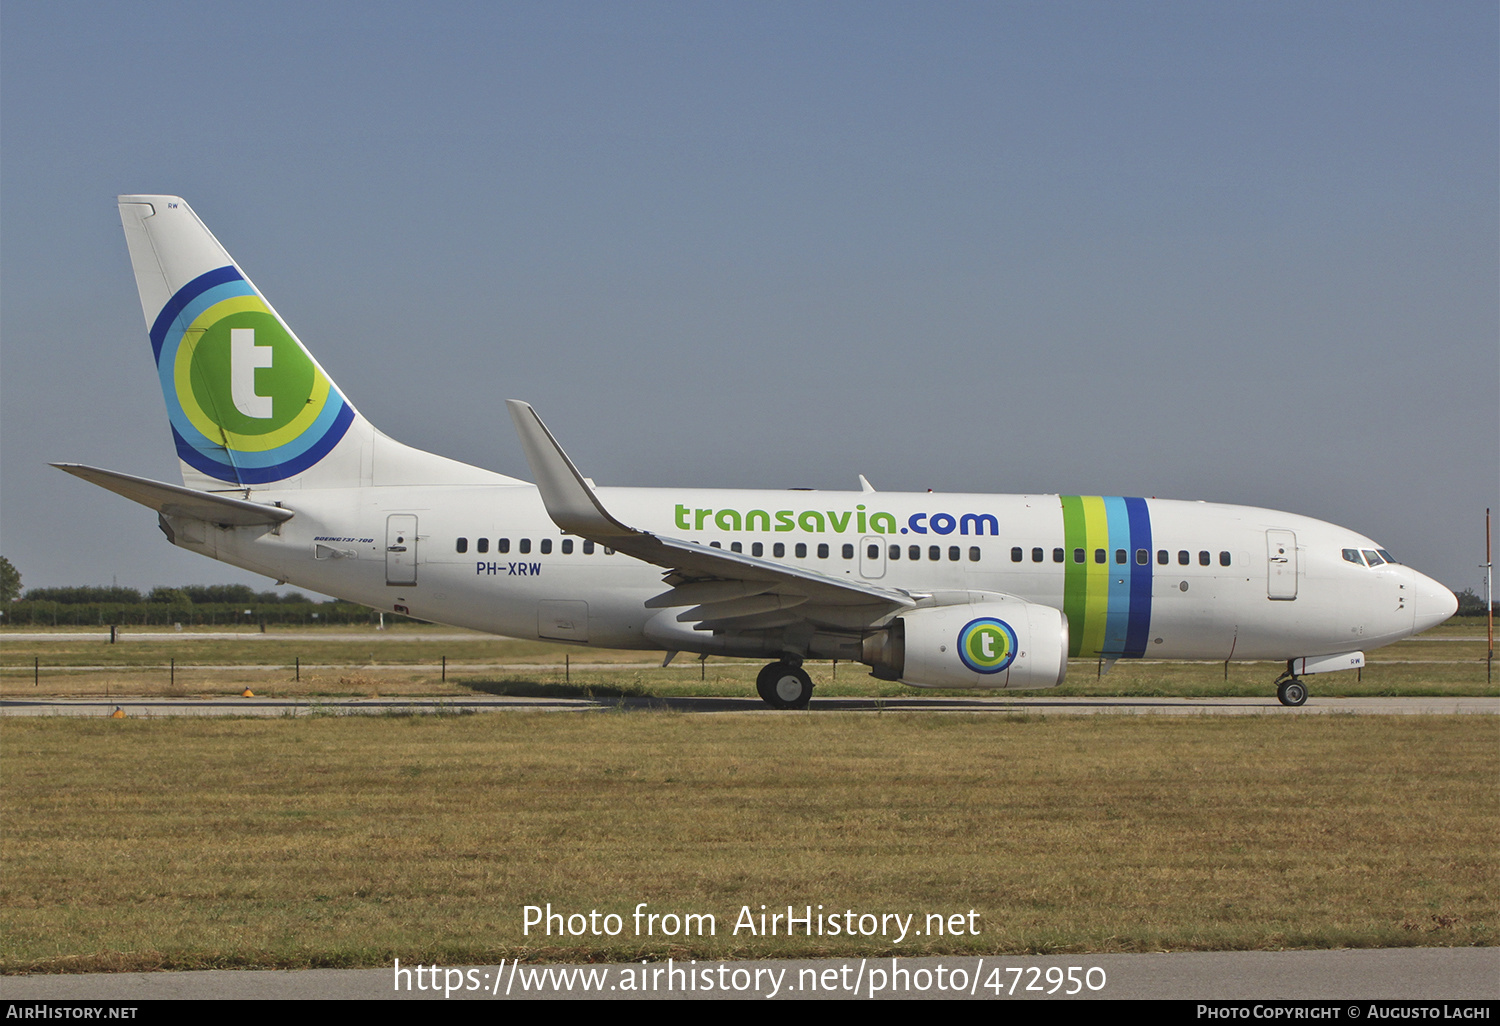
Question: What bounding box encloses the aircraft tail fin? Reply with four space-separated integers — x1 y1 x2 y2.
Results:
117 196 517 490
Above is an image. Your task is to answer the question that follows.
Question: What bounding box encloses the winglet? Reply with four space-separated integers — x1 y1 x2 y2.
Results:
505 401 633 539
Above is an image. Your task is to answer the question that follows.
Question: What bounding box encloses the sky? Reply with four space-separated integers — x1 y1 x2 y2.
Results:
1 0 1496 598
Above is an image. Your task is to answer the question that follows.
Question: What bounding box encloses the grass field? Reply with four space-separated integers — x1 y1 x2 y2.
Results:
1 713 1495 972
1 619 1494 701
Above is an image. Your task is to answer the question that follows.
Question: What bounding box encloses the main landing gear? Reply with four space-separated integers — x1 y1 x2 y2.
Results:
1274 669 1308 707
756 661 814 709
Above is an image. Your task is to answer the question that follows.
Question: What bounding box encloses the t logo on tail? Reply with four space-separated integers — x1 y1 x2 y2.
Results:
230 328 274 419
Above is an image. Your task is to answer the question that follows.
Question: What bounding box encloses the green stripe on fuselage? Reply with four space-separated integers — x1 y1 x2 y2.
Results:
1061 495 1110 658
1061 496 1085 656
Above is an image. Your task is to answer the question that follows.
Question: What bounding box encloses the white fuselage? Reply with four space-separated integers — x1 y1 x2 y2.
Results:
168 483 1452 668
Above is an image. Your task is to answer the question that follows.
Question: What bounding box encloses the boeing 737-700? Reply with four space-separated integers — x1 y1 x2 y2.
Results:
56 196 1458 708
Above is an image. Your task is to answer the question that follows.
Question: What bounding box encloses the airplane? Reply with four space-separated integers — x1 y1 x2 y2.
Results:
56 195 1458 709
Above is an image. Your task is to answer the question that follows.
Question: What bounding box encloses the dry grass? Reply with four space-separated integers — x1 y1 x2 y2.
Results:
2 714 1494 971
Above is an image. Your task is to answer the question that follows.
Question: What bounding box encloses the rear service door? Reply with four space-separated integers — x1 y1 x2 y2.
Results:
386 514 418 586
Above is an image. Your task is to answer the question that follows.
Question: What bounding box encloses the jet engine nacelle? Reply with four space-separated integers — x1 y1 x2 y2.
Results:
861 594 1069 690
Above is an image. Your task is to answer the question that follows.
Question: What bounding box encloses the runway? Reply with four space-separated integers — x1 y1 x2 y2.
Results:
3 695 1496 716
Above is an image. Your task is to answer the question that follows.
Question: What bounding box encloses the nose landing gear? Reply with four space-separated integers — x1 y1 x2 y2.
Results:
756 661 814 709
1274 670 1308 707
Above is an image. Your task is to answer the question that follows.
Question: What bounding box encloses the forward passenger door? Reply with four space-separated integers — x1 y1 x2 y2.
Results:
1266 530 1297 600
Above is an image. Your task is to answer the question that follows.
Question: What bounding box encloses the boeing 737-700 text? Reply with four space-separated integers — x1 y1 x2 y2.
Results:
56 196 1457 708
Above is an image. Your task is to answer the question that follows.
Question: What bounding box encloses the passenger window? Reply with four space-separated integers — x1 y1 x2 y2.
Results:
969 546 981 562
731 542 742 553
498 538 510 554
1095 549 1106 564
1136 549 1149 565
840 544 852 559
774 543 785 558
1219 551 1230 566
540 539 553 554
476 538 489 554
519 539 531 554
1362 549 1384 567
752 542 763 557
1053 548 1065 563
583 540 595 555
867 544 880 559
910 546 921 561
1157 549 1169 565
561 539 573 554
1032 547 1044 562
817 543 829 559
710 541 722 548
929 546 941 561
1073 548 1085 564
1115 549 1127 564
456 538 468 554
1011 547 1023 562
795 543 807 558
1198 551 1209 566
1178 550 1189 565
889 545 901 560
948 546 960 561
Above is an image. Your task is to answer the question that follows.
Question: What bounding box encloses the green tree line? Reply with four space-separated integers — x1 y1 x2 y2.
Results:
5 597 404 627
0 559 417 626
20 584 315 605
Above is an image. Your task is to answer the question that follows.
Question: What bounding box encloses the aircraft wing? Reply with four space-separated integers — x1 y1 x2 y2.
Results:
53 463 294 527
507 401 915 633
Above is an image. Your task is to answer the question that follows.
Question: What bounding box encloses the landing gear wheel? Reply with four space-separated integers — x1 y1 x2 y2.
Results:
1276 678 1308 707
756 662 813 709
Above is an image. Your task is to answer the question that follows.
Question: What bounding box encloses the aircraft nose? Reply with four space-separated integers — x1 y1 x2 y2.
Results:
1409 570 1458 633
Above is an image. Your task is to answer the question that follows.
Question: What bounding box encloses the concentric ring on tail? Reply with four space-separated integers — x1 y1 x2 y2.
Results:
150 266 355 485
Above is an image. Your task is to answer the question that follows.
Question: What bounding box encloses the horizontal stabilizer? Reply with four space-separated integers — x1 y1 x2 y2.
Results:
53 464 294 526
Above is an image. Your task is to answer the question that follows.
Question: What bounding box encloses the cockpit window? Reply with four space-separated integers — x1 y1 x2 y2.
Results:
1363 549 1384 567
1377 549 1398 564
1342 549 1365 566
